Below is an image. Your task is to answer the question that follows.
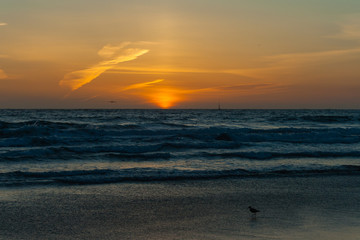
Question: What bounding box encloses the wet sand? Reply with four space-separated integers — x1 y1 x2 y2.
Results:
1 175 360 240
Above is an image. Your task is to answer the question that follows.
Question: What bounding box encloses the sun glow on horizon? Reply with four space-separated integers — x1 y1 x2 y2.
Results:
121 79 187 109
138 87 184 109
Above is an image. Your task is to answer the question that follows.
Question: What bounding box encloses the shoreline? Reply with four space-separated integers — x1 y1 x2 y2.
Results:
1 175 360 239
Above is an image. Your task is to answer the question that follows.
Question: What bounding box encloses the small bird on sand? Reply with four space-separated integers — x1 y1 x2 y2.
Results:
248 206 260 214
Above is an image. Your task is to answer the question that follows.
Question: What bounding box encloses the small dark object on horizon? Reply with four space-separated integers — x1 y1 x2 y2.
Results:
248 206 260 214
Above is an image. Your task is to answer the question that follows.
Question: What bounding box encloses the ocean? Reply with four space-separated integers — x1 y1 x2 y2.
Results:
1 109 360 187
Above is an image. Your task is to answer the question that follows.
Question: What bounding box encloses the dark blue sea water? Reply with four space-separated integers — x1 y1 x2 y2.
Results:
1 109 360 187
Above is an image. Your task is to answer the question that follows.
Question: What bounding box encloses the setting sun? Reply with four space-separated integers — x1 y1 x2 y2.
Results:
146 88 183 109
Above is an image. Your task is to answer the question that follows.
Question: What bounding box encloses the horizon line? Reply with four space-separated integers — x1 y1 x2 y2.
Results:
1 108 359 110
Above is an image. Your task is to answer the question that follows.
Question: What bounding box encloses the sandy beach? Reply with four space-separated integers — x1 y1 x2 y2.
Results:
1 175 360 240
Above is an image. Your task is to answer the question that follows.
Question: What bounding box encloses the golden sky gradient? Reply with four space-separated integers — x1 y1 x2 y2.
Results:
1 0 360 108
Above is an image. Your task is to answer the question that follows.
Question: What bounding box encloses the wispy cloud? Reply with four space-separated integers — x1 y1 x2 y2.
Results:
215 83 277 91
122 78 281 96
226 46 360 80
266 48 360 61
110 66 235 75
122 79 164 91
328 14 360 40
97 42 130 58
59 43 149 91
336 24 360 40
180 82 284 95
0 22 7 26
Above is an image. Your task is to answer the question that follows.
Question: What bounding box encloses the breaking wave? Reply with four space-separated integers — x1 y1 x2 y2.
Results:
2 165 360 187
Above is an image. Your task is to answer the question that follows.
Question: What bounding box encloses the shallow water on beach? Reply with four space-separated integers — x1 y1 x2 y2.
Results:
1 109 360 187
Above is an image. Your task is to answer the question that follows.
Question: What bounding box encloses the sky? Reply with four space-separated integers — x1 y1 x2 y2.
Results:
1 0 360 109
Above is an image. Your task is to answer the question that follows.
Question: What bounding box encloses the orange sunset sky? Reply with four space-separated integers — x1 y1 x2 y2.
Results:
1 0 360 109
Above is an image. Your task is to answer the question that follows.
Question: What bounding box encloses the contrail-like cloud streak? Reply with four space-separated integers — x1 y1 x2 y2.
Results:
59 43 149 91
122 79 164 91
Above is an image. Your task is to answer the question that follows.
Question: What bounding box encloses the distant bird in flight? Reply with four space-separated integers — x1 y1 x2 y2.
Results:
107 101 116 104
248 206 260 215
